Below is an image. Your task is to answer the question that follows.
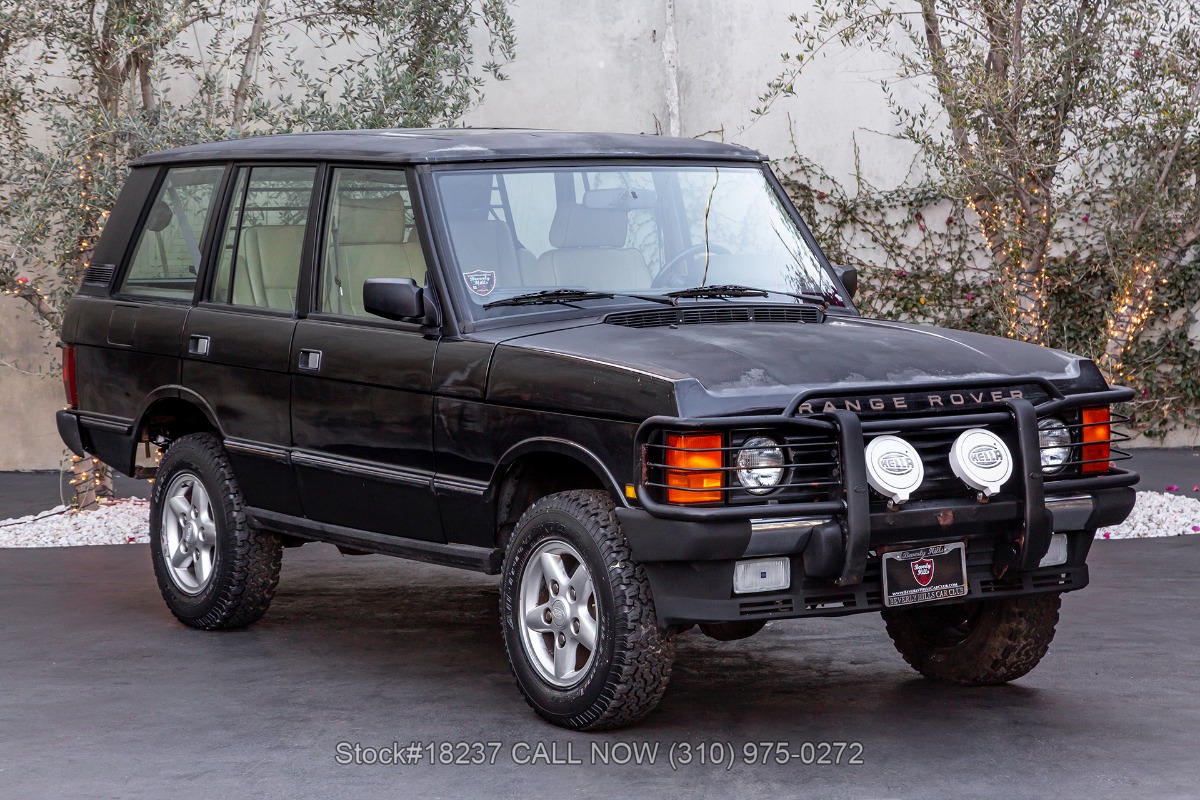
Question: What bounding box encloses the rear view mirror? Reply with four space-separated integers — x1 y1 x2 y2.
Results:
833 265 858 299
363 278 425 321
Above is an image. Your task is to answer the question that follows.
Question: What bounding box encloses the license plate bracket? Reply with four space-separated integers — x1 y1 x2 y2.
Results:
882 541 968 608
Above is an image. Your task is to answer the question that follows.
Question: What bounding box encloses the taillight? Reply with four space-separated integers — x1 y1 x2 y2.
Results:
1081 407 1111 474
62 345 78 407
665 432 724 504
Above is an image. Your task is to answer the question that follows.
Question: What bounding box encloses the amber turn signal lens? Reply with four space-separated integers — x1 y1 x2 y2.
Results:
1081 407 1111 474
665 432 724 504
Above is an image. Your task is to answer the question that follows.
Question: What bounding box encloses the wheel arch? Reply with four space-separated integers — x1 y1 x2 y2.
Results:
489 438 626 548
134 386 224 447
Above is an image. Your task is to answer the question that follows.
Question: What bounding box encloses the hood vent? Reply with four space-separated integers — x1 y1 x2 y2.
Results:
605 305 824 329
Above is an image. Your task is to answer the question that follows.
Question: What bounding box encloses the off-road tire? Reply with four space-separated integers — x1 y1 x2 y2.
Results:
882 592 1061 685
500 490 675 730
150 433 282 630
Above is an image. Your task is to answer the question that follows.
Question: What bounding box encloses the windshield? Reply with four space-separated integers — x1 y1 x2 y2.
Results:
433 164 845 318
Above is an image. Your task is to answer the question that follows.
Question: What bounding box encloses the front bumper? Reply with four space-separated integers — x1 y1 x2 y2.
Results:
621 489 1133 626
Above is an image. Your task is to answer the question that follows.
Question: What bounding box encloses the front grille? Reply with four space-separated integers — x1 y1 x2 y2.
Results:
606 305 823 329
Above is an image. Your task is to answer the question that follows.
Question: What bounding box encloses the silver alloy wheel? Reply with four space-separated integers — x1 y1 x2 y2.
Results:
518 539 599 688
160 471 219 595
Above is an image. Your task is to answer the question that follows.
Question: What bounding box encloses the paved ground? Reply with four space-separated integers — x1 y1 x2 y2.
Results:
2 535 1198 799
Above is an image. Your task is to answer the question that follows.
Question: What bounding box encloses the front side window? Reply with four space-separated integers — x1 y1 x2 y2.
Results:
433 164 841 318
120 165 224 300
316 168 427 318
209 165 316 311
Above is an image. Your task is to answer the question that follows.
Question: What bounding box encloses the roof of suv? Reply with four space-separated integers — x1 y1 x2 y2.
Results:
132 128 767 166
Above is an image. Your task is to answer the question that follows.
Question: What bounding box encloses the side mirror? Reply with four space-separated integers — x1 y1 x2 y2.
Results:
832 265 858 299
363 278 425 321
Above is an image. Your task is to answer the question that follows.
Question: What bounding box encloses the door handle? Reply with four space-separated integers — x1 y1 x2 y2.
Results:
298 349 322 371
188 335 210 356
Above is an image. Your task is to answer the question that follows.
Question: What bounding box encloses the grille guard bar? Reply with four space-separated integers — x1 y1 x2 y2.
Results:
632 381 1137 586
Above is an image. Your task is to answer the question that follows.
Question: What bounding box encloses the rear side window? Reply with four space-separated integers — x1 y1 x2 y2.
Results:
120 166 225 300
209 166 317 311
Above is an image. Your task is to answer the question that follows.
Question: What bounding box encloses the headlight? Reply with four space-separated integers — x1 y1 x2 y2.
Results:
1038 417 1071 474
736 436 785 494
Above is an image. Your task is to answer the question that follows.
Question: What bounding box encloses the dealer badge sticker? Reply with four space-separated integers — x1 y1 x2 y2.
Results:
864 434 925 504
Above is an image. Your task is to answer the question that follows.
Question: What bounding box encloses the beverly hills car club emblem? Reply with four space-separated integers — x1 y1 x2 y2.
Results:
911 558 935 587
864 435 925 504
949 428 1013 496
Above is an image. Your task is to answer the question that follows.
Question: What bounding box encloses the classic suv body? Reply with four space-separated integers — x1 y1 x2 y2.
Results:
58 129 1138 730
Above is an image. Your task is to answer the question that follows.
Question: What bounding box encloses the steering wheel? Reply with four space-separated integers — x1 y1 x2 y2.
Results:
651 243 732 288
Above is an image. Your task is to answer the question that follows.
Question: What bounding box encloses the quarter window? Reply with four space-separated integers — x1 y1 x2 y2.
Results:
210 166 317 311
318 168 427 318
120 166 224 300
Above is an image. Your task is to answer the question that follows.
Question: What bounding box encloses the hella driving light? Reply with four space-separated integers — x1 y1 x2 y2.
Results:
735 436 786 494
1038 417 1072 475
949 428 1013 497
733 557 791 594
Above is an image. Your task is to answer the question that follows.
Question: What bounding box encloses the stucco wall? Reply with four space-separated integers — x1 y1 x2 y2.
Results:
0 302 66 470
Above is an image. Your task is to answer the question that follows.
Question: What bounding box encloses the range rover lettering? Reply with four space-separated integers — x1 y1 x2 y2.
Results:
57 129 1137 730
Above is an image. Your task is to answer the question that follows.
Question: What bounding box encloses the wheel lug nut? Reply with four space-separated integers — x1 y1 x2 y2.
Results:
557 633 566 647
568 587 576 601
550 580 559 595
572 619 580 634
543 610 553 624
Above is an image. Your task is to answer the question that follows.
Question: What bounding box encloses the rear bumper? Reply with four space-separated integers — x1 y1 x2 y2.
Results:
55 410 137 475
56 410 87 459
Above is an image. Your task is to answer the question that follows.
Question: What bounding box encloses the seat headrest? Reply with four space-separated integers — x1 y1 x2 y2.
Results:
548 202 629 248
335 193 408 245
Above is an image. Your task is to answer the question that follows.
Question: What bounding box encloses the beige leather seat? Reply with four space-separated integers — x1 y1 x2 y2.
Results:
325 192 427 316
233 225 305 309
535 202 650 291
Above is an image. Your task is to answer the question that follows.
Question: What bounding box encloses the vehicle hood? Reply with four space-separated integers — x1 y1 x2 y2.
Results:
486 313 1102 417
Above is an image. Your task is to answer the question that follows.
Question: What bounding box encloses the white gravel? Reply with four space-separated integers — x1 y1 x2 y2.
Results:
0 492 1196 547
0 499 150 547
1097 491 1200 540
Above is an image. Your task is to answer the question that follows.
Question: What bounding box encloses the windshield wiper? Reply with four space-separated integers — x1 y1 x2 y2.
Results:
483 288 674 309
664 284 829 305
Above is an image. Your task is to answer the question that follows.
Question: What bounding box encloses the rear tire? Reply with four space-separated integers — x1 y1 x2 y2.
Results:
882 592 1061 685
149 433 282 630
500 490 675 730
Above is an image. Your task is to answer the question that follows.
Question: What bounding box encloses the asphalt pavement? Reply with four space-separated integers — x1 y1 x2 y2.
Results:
2 533 1198 799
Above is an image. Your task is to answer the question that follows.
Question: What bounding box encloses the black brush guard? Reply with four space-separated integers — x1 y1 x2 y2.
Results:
633 377 1136 587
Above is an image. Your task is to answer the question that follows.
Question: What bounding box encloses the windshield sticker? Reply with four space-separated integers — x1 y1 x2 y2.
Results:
463 270 496 297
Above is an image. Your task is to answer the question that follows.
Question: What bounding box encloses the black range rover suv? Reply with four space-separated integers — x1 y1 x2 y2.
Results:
57 129 1137 730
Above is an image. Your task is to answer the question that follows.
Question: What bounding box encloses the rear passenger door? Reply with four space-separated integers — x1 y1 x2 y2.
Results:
289 166 443 542
182 164 319 514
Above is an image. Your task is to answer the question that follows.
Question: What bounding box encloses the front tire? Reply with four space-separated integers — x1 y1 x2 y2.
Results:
149 433 282 630
500 490 675 730
882 592 1061 685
